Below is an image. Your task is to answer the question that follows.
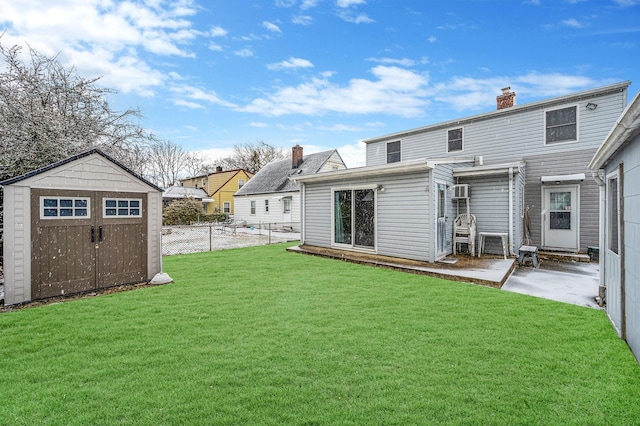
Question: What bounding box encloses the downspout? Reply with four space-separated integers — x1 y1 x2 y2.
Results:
592 168 606 306
300 183 305 244
509 167 514 256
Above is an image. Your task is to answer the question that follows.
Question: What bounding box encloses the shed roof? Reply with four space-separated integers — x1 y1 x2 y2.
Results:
234 149 339 196
0 148 163 192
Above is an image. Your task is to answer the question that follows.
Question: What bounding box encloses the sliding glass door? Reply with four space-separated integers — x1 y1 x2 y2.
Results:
334 188 375 249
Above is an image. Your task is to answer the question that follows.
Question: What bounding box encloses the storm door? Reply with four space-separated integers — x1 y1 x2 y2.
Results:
542 185 579 251
31 189 147 300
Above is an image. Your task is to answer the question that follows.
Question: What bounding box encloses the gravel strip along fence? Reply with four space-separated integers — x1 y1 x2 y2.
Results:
162 222 300 256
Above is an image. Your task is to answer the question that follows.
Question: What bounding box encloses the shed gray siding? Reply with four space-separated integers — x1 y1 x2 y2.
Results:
604 134 640 363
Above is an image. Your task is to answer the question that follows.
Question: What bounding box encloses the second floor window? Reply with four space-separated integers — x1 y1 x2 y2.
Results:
546 106 577 144
238 179 245 189
387 141 401 163
447 128 463 152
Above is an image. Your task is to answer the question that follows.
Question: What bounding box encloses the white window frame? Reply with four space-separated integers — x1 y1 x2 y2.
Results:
103 198 143 218
283 197 291 213
238 179 246 189
223 201 231 214
40 196 91 220
447 127 464 153
606 170 620 255
544 105 578 145
250 200 256 215
386 141 401 164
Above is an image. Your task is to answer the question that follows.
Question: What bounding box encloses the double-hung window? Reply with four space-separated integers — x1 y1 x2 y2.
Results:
250 200 256 215
447 128 463 152
265 199 269 213
545 106 577 144
386 141 401 163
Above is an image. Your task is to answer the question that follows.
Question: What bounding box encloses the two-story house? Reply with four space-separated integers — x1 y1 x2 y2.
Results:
180 167 253 216
292 82 630 263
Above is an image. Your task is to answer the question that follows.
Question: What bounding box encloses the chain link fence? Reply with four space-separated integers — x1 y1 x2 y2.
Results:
162 222 301 256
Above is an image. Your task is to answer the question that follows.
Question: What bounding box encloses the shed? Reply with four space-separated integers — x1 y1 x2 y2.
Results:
1 149 164 306
589 90 640 364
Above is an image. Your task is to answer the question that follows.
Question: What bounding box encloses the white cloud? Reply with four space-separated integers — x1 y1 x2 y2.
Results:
562 18 586 28
427 36 437 43
367 57 416 67
337 0 367 7
292 15 314 25
250 122 269 128
234 48 255 57
338 11 375 23
0 0 201 95
301 0 321 9
171 85 238 108
267 57 315 70
262 21 283 33
240 65 429 117
211 26 228 37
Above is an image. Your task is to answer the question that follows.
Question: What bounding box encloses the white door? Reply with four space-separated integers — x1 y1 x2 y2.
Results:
542 185 579 251
282 197 292 226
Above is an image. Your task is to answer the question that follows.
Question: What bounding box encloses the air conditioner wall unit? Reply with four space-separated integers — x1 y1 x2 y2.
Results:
452 184 470 199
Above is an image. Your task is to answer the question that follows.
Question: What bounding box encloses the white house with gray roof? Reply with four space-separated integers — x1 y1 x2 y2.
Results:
234 145 347 231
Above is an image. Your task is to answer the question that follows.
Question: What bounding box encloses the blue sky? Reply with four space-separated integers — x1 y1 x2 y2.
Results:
1 0 639 167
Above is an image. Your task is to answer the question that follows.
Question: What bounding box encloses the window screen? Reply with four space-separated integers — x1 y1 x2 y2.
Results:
546 106 577 143
448 128 463 152
386 141 401 163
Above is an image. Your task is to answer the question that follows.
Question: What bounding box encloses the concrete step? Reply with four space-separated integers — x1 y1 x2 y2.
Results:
538 251 591 263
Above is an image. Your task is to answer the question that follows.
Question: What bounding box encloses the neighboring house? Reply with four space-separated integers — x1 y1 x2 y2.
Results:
0 149 163 306
589 90 640 364
292 82 630 263
162 186 212 208
180 167 253 215
234 145 347 231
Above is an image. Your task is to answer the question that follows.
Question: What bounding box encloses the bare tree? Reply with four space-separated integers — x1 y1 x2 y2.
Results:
0 40 155 181
145 139 187 188
183 151 208 178
219 141 287 174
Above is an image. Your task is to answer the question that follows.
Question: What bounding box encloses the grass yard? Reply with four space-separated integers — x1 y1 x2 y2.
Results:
1 242 639 425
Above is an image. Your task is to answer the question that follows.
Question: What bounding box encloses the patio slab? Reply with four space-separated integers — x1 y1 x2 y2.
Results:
288 245 516 287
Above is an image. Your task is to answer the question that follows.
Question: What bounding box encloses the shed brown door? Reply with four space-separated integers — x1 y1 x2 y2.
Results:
31 189 147 300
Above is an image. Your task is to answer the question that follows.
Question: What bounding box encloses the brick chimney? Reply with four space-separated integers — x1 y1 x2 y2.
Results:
216 165 222 172
496 87 516 110
292 144 303 169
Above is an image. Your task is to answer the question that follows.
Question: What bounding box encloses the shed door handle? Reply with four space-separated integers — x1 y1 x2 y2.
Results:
91 226 95 243
99 226 103 242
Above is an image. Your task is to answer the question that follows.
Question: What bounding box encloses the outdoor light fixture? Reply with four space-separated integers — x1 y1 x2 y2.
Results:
586 102 598 110
376 184 386 192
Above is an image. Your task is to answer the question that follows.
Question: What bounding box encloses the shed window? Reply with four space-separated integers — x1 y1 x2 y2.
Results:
250 200 256 215
607 173 620 255
546 106 577 144
387 141 401 163
103 198 142 217
447 128 463 152
40 197 90 219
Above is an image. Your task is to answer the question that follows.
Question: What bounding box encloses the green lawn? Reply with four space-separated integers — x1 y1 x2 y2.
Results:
1 242 639 425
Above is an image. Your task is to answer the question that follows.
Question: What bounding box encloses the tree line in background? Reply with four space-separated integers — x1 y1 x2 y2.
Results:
0 39 287 227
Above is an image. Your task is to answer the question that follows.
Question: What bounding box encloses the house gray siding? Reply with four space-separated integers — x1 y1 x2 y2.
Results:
301 169 435 262
604 134 640 363
365 83 628 253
